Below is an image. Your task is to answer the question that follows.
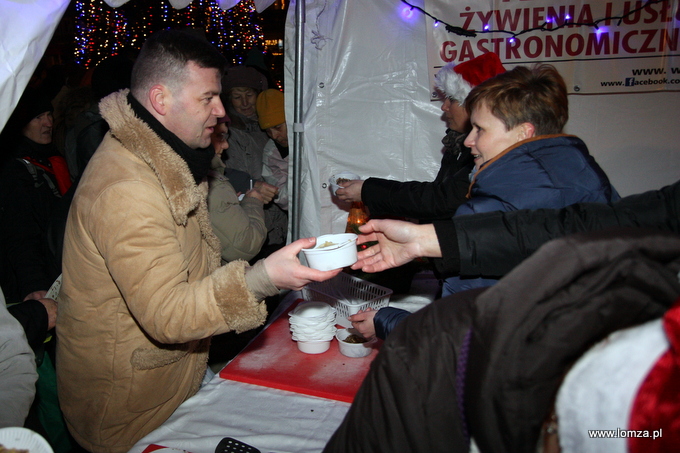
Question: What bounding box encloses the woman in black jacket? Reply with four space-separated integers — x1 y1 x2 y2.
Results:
0 88 69 303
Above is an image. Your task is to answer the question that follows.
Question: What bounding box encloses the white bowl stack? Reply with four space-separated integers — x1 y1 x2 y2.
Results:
288 302 337 354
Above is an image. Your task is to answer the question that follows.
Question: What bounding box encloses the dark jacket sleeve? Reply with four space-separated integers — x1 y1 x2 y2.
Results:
451 179 680 277
361 155 473 220
0 160 59 299
431 220 461 278
7 300 49 353
373 307 412 340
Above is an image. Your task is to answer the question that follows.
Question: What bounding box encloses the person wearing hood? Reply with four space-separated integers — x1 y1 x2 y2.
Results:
0 86 74 452
0 87 70 304
221 65 270 180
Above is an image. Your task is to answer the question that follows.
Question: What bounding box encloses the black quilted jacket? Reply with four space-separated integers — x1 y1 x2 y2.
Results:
361 129 473 220
433 179 680 277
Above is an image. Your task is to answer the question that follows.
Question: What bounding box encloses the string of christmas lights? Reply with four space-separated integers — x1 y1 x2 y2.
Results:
401 0 668 40
74 0 264 68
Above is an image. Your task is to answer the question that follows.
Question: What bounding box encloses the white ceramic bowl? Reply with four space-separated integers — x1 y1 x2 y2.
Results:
302 233 358 271
329 171 361 196
297 339 331 354
336 328 376 358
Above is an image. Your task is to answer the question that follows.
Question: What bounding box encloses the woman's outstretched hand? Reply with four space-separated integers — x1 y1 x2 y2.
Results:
351 220 441 273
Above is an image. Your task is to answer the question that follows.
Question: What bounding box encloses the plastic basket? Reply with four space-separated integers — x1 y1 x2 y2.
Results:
302 273 392 328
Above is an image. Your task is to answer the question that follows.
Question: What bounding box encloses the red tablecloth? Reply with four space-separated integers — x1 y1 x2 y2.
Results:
219 300 380 403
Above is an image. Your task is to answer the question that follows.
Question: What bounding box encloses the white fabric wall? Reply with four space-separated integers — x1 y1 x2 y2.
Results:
566 92 680 196
0 0 70 131
285 0 680 239
284 0 445 240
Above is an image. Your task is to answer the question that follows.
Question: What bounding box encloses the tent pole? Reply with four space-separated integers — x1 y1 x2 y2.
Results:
291 0 305 241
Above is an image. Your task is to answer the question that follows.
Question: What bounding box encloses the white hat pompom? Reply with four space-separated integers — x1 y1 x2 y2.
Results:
434 53 506 105
434 63 472 104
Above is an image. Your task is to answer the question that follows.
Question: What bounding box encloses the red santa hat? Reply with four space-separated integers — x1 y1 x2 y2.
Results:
434 52 505 104
627 297 680 453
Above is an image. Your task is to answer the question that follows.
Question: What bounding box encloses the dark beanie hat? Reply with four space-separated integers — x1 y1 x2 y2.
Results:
222 66 268 93
10 88 54 128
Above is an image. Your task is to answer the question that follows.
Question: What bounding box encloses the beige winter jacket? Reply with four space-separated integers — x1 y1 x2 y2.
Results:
208 160 266 263
56 90 276 453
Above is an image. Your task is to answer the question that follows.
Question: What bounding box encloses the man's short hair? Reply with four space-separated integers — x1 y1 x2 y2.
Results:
465 64 568 136
131 28 227 98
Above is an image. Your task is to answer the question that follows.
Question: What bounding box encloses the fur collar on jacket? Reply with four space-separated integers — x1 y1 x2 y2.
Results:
99 89 222 271
441 128 468 158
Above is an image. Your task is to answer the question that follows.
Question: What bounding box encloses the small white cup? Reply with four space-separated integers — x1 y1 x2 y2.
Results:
336 328 376 358
297 340 331 354
329 171 361 196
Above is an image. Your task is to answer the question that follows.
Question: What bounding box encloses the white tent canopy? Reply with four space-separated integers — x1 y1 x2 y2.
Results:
0 0 70 132
283 0 680 239
1 0 679 241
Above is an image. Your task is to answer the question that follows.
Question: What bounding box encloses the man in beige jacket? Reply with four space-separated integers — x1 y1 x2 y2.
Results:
56 29 340 453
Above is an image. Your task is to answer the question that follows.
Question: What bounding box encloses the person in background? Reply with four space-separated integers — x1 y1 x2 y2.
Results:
256 88 289 211
64 53 135 180
222 66 288 254
0 288 38 428
56 29 341 453
44 54 137 284
49 63 90 159
335 52 506 221
0 87 69 304
207 113 280 369
221 65 269 179
350 64 619 339
208 114 274 263
0 85 75 453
